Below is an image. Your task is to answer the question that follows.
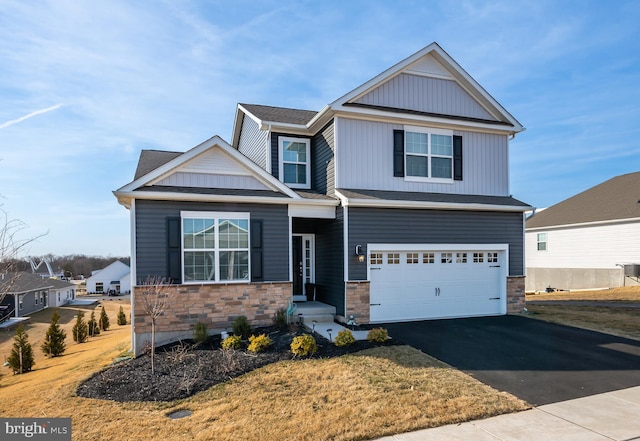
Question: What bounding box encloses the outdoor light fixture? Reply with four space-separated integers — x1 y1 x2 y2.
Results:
355 244 365 262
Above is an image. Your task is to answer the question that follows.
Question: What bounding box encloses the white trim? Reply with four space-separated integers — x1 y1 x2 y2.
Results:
288 215 293 286
278 136 311 189
292 234 316 297
130 199 137 351
343 205 349 316
526 216 640 232
288 204 336 219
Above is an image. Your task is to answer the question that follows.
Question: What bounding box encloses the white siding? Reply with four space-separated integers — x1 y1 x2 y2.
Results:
335 117 509 196
238 114 269 170
526 221 640 269
156 172 270 190
354 74 495 121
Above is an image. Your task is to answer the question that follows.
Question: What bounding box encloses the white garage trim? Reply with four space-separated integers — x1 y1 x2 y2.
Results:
368 243 509 323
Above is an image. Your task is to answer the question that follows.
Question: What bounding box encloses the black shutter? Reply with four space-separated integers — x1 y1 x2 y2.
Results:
167 217 182 283
453 135 463 181
251 219 263 282
393 130 404 177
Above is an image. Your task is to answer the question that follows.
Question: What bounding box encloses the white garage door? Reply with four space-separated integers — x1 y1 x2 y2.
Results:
369 245 507 322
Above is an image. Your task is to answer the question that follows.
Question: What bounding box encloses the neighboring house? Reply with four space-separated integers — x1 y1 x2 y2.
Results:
0 272 53 319
526 171 640 291
47 278 76 307
85 260 131 294
114 42 530 354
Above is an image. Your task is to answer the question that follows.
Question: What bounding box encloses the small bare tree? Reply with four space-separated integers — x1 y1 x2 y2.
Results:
138 275 175 374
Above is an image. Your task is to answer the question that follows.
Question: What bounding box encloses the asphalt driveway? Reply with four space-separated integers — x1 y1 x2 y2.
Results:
385 315 640 405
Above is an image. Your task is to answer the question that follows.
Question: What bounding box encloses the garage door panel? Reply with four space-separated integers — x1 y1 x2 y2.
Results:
369 248 506 322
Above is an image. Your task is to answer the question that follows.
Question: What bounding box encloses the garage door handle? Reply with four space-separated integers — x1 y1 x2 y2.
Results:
490 265 500 268
489 297 500 300
370 267 381 270
370 303 381 306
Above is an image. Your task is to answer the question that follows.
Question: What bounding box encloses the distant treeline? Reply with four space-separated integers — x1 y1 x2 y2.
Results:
7 255 131 278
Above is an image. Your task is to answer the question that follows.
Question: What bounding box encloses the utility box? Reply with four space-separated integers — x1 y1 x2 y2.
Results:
624 264 640 277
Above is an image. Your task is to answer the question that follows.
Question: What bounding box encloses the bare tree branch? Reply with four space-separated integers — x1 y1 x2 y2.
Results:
138 275 176 374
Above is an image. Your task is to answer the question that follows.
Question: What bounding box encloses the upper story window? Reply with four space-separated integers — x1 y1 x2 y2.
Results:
279 136 310 189
405 126 454 181
182 211 250 283
537 233 547 251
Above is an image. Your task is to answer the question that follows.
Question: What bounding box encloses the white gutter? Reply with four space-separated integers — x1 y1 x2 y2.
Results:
526 216 640 232
336 194 529 212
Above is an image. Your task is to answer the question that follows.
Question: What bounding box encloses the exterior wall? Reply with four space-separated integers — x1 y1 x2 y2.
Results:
86 261 130 293
16 290 47 317
134 200 289 284
347 207 525 279
156 172 270 190
237 113 269 170
507 276 525 313
355 74 496 121
49 287 75 307
526 221 640 269
344 281 370 324
311 120 335 195
132 281 291 355
335 117 509 195
525 268 627 292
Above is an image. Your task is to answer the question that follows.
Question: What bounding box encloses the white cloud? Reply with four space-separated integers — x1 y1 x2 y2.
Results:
0 104 63 129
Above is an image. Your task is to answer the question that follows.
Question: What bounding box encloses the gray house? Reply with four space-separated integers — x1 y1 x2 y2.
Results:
0 272 53 320
115 42 530 353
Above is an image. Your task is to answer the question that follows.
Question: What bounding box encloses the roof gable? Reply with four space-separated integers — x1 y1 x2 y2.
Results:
527 171 640 229
331 42 524 132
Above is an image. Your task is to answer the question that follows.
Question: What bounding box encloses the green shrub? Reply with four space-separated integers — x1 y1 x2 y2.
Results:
273 308 287 328
7 324 35 374
231 316 253 339
193 322 208 344
221 335 242 350
247 334 272 353
367 327 389 344
87 311 100 337
334 329 356 347
72 310 88 343
117 306 127 326
290 334 317 357
41 310 66 357
99 306 110 331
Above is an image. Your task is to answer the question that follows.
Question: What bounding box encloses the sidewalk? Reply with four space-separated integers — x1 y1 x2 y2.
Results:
376 386 640 440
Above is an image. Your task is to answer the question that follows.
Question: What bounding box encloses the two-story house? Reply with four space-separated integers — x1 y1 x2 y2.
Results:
115 42 530 354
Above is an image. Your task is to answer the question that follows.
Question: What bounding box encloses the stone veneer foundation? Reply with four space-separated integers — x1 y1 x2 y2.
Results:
132 281 291 355
507 276 526 313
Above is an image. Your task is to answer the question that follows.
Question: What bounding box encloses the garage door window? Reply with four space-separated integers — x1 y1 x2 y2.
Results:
371 253 383 265
387 253 400 264
488 252 498 263
473 252 484 263
407 253 419 264
456 252 468 263
423 252 435 264
441 252 453 263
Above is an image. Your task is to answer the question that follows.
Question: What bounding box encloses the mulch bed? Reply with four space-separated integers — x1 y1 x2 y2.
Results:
77 325 393 402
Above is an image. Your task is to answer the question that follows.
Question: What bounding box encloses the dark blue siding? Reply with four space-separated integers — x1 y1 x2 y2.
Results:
311 121 335 195
348 208 524 280
135 200 289 284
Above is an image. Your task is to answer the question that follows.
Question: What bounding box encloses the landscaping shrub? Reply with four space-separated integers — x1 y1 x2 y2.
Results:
99 306 110 331
334 329 356 347
290 334 317 357
72 310 88 343
247 334 272 353
193 322 208 344
41 310 66 357
88 311 100 337
221 335 242 350
117 306 127 325
7 324 35 374
367 327 389 343
273 308 287 328
231 316 253 339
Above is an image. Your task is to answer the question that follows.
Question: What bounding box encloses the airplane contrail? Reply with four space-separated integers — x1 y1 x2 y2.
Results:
0 103 64 129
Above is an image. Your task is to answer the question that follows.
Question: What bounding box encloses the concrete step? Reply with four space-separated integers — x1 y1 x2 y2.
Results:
303 321 370 342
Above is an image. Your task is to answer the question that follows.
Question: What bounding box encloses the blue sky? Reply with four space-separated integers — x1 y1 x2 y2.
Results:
1 0 639 257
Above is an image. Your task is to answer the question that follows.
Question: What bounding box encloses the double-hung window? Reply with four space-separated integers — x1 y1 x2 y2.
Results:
279 137 310 189
405 127 454 181
182 212 250 283
537 233 547 251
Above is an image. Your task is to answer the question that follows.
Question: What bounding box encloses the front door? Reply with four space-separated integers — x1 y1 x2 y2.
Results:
292 234 315 301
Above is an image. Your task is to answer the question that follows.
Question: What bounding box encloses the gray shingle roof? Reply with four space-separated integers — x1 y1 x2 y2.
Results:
338 188 530 207
240 103 318 125
526 171 640 229
134 150 182 180
0 272 54 294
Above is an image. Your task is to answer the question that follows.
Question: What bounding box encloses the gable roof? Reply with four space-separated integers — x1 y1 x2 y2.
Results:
135 150 182 180
239 104 318 125
526 171 640 229
0 272 54 295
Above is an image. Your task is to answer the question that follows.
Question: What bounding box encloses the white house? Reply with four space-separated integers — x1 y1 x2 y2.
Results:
526 171 640 292
47 278 76 307
85 260 131 294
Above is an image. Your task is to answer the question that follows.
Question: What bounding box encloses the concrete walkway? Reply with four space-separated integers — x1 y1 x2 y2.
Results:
376 386 640 440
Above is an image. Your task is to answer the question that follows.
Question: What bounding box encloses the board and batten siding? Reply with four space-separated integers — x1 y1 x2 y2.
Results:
156 172 270 190
134 199 290 283
354 74 496 121
335 117 509 196
526 221 640 269
312 121 335 195
237 113 269 170
347 207 524 280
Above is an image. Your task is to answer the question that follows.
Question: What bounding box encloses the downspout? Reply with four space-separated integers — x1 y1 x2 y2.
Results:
129 199 137 354
343 205 349 318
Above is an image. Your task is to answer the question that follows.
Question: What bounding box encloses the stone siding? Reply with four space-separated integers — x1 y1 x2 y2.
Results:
344 281 370 324
507 276 526 313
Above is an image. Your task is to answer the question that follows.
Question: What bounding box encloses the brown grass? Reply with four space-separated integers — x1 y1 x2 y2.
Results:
0 298 528 441
524 286 640 341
